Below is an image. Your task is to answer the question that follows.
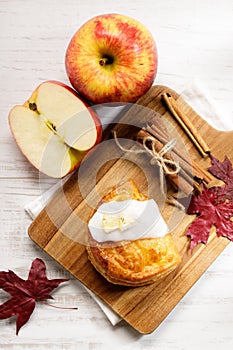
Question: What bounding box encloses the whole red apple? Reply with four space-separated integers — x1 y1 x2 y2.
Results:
65 13 158 104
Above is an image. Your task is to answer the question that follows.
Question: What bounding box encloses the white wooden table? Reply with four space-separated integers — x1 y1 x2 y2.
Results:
1 1 233 349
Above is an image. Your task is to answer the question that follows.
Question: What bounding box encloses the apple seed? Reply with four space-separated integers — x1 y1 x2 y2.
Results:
29 102 38 112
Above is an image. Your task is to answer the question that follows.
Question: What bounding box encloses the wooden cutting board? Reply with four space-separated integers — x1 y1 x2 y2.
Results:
28 85 233 334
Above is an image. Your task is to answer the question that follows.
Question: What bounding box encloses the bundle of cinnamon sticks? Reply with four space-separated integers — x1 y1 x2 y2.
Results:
136 114 213 196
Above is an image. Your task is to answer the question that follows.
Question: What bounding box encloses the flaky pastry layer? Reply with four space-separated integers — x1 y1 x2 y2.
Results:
86 180 181 286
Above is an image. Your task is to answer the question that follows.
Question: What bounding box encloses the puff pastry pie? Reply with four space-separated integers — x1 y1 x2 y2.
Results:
86 180 181 286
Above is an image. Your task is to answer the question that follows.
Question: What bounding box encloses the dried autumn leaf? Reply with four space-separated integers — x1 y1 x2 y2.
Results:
208 155 233 201
186 186 233 250
0 258 68 335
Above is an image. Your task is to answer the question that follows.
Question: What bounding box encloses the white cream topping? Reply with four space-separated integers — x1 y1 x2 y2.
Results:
102 212 136 233
88 199 169 243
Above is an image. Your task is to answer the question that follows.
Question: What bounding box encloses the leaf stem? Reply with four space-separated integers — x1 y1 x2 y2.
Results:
37 300 78 310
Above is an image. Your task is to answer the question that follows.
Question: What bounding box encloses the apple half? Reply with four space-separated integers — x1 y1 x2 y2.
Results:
9 81 102 178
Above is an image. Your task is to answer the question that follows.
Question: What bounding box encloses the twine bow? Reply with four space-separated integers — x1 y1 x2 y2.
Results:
113 131 180 195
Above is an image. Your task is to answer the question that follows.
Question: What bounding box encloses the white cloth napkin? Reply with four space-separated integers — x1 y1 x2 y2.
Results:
180 79 231 131
24 80 231 326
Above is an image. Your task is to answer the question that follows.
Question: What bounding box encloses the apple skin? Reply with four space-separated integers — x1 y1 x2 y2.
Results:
8 80 102 178
65 13 157 104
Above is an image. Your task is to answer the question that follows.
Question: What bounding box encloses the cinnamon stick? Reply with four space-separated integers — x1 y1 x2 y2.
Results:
192 161 213 184
145 121 213 184
161 92 210 157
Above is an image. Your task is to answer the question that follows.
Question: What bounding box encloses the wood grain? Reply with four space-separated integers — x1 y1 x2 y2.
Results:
28 85 233 334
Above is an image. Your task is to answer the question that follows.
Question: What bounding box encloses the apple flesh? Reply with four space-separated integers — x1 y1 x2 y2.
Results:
9 81 102 178
65 13 158 104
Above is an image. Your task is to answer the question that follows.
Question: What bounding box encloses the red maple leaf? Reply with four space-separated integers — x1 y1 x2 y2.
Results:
208 155 233 201
186 186 233 251
0 258 68 335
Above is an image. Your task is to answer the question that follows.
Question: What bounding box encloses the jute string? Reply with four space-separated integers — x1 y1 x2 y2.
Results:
113 130 180 195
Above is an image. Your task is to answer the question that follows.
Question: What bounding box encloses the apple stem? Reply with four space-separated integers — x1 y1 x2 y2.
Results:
99 55 114 67
99 58 108 66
